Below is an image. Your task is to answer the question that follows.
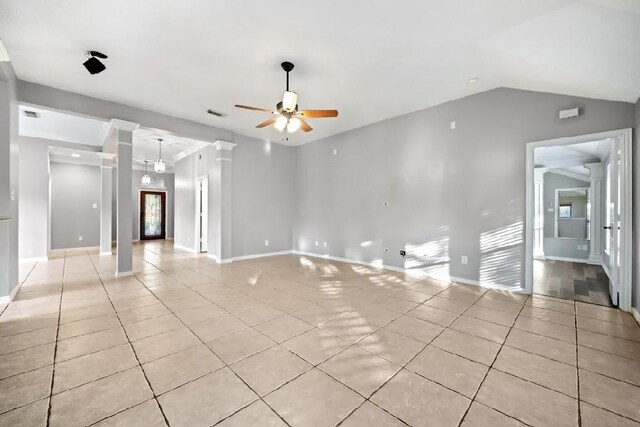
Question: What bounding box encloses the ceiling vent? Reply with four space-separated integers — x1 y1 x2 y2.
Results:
207 109 226 117
23 110 40 119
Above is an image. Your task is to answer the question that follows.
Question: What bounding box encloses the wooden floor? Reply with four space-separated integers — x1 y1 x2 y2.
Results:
533 259 612 307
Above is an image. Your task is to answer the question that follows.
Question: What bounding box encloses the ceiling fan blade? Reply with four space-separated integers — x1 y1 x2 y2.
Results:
300 119 313 132
298 109 339 118
256 118 276 128
235 104 274 113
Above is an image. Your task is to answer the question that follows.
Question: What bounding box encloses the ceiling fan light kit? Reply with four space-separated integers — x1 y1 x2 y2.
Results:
235 61 338 136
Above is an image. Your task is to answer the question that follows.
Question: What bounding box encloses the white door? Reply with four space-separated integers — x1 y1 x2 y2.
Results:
197 177 208 253
605 140 621 306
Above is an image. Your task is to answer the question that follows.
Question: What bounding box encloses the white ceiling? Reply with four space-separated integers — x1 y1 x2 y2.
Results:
19 105 109 146
132 128 210 171
535 139 611 168
2 1 640 145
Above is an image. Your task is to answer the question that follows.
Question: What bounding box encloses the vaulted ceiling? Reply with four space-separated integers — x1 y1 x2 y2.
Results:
1 0 639 145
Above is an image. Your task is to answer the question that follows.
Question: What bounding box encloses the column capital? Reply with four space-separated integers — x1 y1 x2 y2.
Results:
213 140 237 151
585 162 604 179
110 119 139 132
534 167 546 182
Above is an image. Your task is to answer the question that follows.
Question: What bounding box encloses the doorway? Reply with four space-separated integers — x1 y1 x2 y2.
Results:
140 191 166 240
195 176 208 253
525 128 632 311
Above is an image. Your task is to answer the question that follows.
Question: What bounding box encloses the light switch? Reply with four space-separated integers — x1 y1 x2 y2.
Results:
450 121 456 130
93 203 98 209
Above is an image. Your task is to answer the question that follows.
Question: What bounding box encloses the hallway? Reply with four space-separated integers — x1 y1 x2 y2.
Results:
534 260 612 307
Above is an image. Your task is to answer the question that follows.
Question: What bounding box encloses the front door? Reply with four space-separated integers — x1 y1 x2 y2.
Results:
140 191 166 240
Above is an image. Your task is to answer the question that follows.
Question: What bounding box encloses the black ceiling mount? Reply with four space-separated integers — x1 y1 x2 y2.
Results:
281 61 294 91
84 51 108 74
88 51 108 59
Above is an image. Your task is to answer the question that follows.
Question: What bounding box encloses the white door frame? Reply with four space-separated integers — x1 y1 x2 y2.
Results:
525 128 633 311
195 175 208 253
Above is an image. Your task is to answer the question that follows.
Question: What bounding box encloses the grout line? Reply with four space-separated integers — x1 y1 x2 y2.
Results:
575 300 582 427
45 253 66 427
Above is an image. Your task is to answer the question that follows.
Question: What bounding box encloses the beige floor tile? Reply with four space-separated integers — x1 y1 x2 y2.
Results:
390 289 433 303
268 295 314 313
93 399 167 427
484 289 529 305
348 305 400 326
423 296 473 314
357 328 425 365
505 328 577 365
0 313 58 338
340 401 405 426
217 400 286 427
131 327 200 363
578 345 640 386
0 397 49 427
206 328 275 364
320 313 379 343
385 315 444 343
513 315 576 343
372 369 469 426
451 316 510 344
0 366 52 414
0 326 57 355
158 368 257 427
432 329 501 366
461 402 527 426
293 304 343 326
493 346 577 397
578 329 640 361
232 303 284 326
254 314 313 343
580 369 640 422
576 302 636 326
190 314 248 342
56 327 128 362
123 314 182 341
173 303 226 325
408 305 459 327
57 313 120 340
112 295 159 313
117 303 171 325
49 367 152 427
369 296 419 314
578 316 640 342
231 345 311 396
0 343 54 380
580 401 640 427
463 305 518 327
407 345 488 398
282 328 350 365
53 344 138 393
265 369 364 427
319 346 400 397
528 296 575 314
142 344 223 395
520 306 575 327
476 369 577 426
438 286 484 304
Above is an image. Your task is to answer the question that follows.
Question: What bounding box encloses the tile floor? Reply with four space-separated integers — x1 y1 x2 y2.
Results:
534 260 611 307
1 241 640 426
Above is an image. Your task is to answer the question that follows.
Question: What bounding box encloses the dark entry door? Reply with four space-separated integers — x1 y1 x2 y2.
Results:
140 191 166 240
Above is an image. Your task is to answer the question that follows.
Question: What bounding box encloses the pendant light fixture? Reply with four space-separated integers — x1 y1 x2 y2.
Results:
154 138 166 173
141 160 151 186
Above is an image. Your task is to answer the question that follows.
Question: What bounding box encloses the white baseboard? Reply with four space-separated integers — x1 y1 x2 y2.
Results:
206 253 232 263
116 270 133 277
100 251 112 256
49 246 100 255
231 250 292 262
0 281 23 305
631 307 640 325
19 256 48 262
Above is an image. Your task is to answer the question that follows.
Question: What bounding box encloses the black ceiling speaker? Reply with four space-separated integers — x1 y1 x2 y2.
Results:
83 51 108 74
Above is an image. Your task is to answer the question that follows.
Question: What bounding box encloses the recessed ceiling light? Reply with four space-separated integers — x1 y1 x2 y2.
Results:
467 77 479 84
71 153 81 158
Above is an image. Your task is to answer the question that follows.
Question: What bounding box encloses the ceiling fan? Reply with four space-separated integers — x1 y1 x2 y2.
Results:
235 61 338 134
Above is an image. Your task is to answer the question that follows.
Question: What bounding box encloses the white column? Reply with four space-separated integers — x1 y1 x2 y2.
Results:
111 119 139 277
586 163 604 264
99 154 114 255
210 141 236 263
533 168 545 258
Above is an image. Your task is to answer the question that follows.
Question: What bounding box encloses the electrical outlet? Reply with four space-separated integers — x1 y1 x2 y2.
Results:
315 241 319 246
265 240 269 247
323 242 327 248
92 203 98 209
450 121 456 130
577 244 582 250
583 244 588 251
333 148 337 155
461 256 468 264
79 236 83 241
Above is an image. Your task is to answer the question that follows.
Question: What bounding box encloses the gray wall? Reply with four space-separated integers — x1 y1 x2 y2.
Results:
174 136 295 258
633 97 640 311
50 162 101 250
0 61 19 299
294 88 634 288
18 136 100 258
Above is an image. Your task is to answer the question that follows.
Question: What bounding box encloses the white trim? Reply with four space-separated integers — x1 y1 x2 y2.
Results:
525 128 633 311
100 251 112 256
207 253 232 263
0 282 21 305
631 307 640 326
115 270 133 277
216 157 233 162
48 246 100 254
538 255 597 264
174 244 197 253
552 168 591 183
213 140 237 151
110 119 139 132
19 256 48 262
230 250 292 262
173 143 211 163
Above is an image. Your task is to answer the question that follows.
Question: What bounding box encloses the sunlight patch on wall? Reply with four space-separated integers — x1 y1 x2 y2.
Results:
479 219 523 290
404 231 450 282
